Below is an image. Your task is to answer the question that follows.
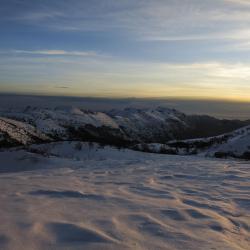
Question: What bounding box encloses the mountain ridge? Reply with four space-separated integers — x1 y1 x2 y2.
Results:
1 106 249 159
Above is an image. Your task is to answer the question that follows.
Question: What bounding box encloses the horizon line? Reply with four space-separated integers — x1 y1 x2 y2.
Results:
1 91 250 104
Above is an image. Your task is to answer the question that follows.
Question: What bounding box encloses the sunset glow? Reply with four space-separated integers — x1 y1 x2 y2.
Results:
1 0 250 101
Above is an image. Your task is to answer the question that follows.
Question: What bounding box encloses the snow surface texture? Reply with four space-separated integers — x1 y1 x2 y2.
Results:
0 142 249 250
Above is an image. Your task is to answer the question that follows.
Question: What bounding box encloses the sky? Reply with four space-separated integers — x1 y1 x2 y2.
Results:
1 0 250 101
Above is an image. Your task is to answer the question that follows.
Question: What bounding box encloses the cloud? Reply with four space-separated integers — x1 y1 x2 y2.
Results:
2 0 250 46
11 50 102 57
54 86 70 89
2 0 248 56
1 0 250 101
224 0 250 6
143 29 250 42
217 41 250 51
1 48 250 100
17 11 64 21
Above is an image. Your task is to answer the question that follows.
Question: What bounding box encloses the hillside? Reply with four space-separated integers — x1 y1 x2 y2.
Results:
0 117 50 148
0 106 248 147
135 126 250 160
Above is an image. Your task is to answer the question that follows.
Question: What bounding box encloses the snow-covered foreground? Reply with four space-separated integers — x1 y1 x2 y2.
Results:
0 142 249 250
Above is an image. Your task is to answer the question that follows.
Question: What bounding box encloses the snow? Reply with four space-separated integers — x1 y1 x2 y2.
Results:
207 126 250 156
0 108 120 137
0 106 188 142
0 143 249 250
1 105 250 159
133 126 250 159
0 117 50 145
1 106 249 152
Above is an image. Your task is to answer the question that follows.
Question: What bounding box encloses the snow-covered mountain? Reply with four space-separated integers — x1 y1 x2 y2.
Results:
108 107 189 142
0 117 51 147
1 106 248 144
1 106 186 141
0 106 249 159
0 106 129 146
209 126 250 158
135 125 250 159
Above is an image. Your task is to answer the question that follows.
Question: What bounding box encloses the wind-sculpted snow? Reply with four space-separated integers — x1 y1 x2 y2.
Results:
0 142 249 250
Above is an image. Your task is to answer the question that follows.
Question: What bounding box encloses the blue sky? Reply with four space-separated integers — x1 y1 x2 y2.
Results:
1 0 250 100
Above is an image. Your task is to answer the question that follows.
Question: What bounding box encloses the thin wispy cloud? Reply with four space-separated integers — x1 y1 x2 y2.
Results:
2 50 250 95
54 86 70 89
16 11 64 21
224 0 250 6
1 0 250 100
6 1 250 34
216 41 250 52
144 29 250 42
11 50 104 57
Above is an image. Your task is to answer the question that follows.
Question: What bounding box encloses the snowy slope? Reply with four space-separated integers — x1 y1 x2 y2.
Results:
108 107 188 141
0 107 128 145
206 126 250 158
0 117 51 146
3 106 119 136
2 106 246 143
138 126 250 159
0 106 186 142
0 143 249 250
0 106 249 155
